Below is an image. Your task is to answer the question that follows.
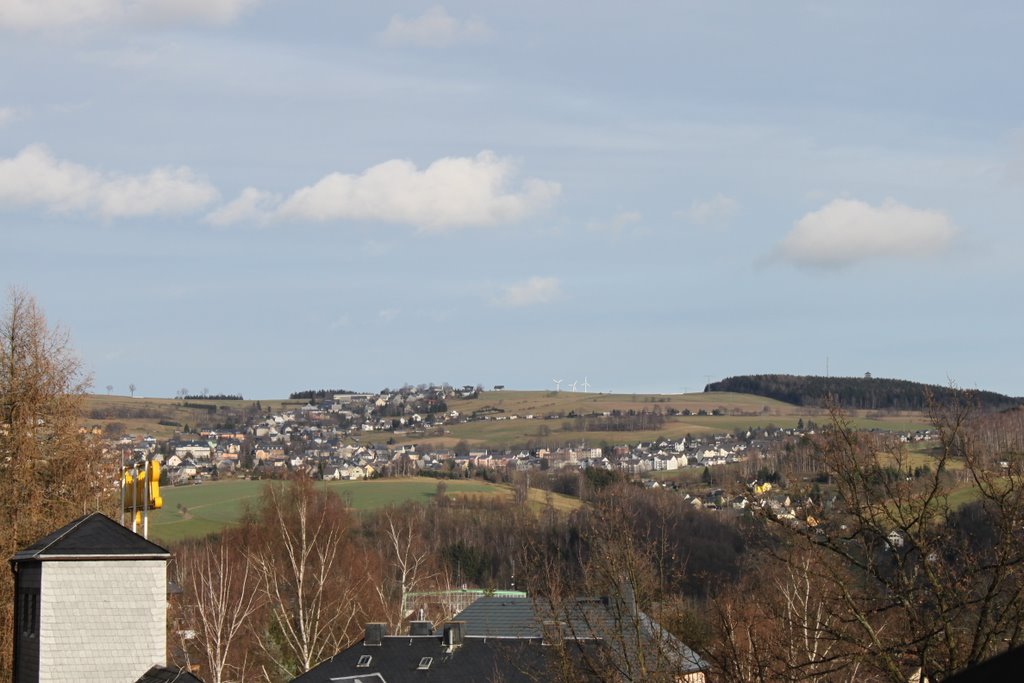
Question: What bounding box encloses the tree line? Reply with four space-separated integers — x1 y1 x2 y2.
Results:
289 388 355 400
183 393 243 401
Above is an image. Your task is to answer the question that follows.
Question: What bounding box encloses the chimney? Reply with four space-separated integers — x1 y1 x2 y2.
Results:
541 620 562 646
442 621 465 650
620 579 638 619
409 621 433 636
364 622 388 646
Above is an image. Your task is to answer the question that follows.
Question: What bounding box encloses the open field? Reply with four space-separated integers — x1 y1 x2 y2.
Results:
148 477 581 544
453 390 797 418
407 391 932 448
84 394 309 438
876 449 966 472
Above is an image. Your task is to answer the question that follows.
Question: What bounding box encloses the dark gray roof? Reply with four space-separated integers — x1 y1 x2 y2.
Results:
11 512 171 562
944 645 1024 683
455 596 707 674
135 665 204 683
290 635 583 683
455 597 541 638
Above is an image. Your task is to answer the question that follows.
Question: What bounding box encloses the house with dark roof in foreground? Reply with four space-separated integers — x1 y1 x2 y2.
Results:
292 620 596 683
9 512 201 683
293 594 707 682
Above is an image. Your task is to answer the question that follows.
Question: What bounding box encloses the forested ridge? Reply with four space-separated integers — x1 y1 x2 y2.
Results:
705 373 1023 411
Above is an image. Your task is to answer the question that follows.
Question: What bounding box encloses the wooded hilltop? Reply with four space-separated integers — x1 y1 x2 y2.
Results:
706 374 1023 411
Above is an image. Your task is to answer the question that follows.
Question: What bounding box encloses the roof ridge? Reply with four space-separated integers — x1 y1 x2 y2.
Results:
11 511 171 562
29 511 98 556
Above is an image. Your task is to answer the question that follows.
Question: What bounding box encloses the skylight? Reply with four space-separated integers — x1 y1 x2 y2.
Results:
356 654 372 668
417 656 433 670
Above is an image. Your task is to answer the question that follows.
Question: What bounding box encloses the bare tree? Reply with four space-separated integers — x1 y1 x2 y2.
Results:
245 478 369 679
751 397 1024 681
106 383 113 395
708 546 863 682
525 492 708 683
0 288 110 678
177 533 263 683
129 382 136 398
372 504 441 631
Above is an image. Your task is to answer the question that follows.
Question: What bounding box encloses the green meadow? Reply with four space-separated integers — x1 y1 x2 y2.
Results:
149 477 580 544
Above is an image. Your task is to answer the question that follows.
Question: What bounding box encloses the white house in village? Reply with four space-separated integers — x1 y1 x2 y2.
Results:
174 441 211 460
698 447 729 466
653 453 680 471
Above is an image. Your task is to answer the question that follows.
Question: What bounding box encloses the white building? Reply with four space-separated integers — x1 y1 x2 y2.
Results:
11 512 177 683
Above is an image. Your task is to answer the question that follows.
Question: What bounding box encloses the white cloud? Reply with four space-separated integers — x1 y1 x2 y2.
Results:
776 198 957 268
493 276 563 308
685 193 739 227
377 308 399 323
0 0 258 30
209 151 559 232
587 210 642 234
133 0 258 26
378 5 490 48
205 187 279 227
0 144 219 218
0 106 18 126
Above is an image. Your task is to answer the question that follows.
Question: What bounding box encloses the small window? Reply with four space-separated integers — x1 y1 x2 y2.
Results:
417 656 433 670
356 654 372 668
19 593 27 635
19 592 38 638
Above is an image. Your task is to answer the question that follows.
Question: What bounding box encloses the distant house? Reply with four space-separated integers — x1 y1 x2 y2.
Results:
653 454 680 471
174 441 211 460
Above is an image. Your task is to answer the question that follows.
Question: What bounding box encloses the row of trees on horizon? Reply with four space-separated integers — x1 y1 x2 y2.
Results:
707 373 1023 411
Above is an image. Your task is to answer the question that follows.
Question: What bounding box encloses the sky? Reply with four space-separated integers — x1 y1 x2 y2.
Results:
2 1 1023 399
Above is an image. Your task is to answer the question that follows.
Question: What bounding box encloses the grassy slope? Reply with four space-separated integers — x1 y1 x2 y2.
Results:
429 391 930 447
149 477 581 544
85 390 931 444
84 394 309 438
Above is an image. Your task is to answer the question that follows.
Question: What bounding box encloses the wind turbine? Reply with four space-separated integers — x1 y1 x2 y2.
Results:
553 379 563 392
582 377 590 392
570 380 578 392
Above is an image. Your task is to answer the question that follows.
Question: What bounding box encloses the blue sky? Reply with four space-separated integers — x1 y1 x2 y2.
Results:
2 1 1022 398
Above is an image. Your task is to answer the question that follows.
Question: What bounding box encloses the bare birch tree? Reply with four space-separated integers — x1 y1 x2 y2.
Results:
245 478 368 680
177 532 263 683
708 546 863 682
372 504 440 631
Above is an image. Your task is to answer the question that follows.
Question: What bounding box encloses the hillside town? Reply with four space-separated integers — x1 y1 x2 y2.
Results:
101 386 941 513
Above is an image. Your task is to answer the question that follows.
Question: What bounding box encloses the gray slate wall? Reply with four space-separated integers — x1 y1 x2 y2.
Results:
38 559 166 683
